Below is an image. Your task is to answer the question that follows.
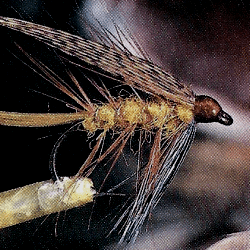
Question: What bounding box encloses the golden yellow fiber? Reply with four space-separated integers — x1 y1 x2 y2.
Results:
120 99 143 125
79 98 193 134
82 112 97 133
96 104 116 131
147 101 171 127
175 104 193 124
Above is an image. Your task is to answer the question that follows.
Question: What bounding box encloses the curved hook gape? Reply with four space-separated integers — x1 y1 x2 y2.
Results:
49 122 83 182
194 95 233 126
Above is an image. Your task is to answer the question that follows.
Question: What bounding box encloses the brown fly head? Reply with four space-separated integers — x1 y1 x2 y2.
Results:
194 95 233 125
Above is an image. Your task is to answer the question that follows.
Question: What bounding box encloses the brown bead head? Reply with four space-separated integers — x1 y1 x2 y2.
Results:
194 95 233 125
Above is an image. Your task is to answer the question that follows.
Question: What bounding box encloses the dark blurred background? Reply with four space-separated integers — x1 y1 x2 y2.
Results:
0 0 249 249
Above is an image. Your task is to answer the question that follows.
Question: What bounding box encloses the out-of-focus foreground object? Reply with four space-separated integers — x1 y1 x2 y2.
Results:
206 231 250 250
0 177 95 229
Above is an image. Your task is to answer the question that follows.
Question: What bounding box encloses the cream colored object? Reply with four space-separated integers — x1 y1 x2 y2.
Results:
206 231 250 250
0 177 95 229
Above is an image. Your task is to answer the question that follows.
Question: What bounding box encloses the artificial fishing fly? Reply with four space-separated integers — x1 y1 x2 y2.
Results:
0 16 233 246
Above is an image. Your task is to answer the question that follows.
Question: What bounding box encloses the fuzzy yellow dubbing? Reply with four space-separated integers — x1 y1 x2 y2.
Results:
147 101 171 127
81 98 193 134
82 111 97 133
119 98 144 125
175 103 194 124
96 104 116 131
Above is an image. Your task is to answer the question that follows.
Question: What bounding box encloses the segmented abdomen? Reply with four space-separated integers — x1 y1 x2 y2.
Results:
83 98 194 133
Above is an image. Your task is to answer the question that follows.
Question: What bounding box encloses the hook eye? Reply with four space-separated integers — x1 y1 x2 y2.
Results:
217 110 233 126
